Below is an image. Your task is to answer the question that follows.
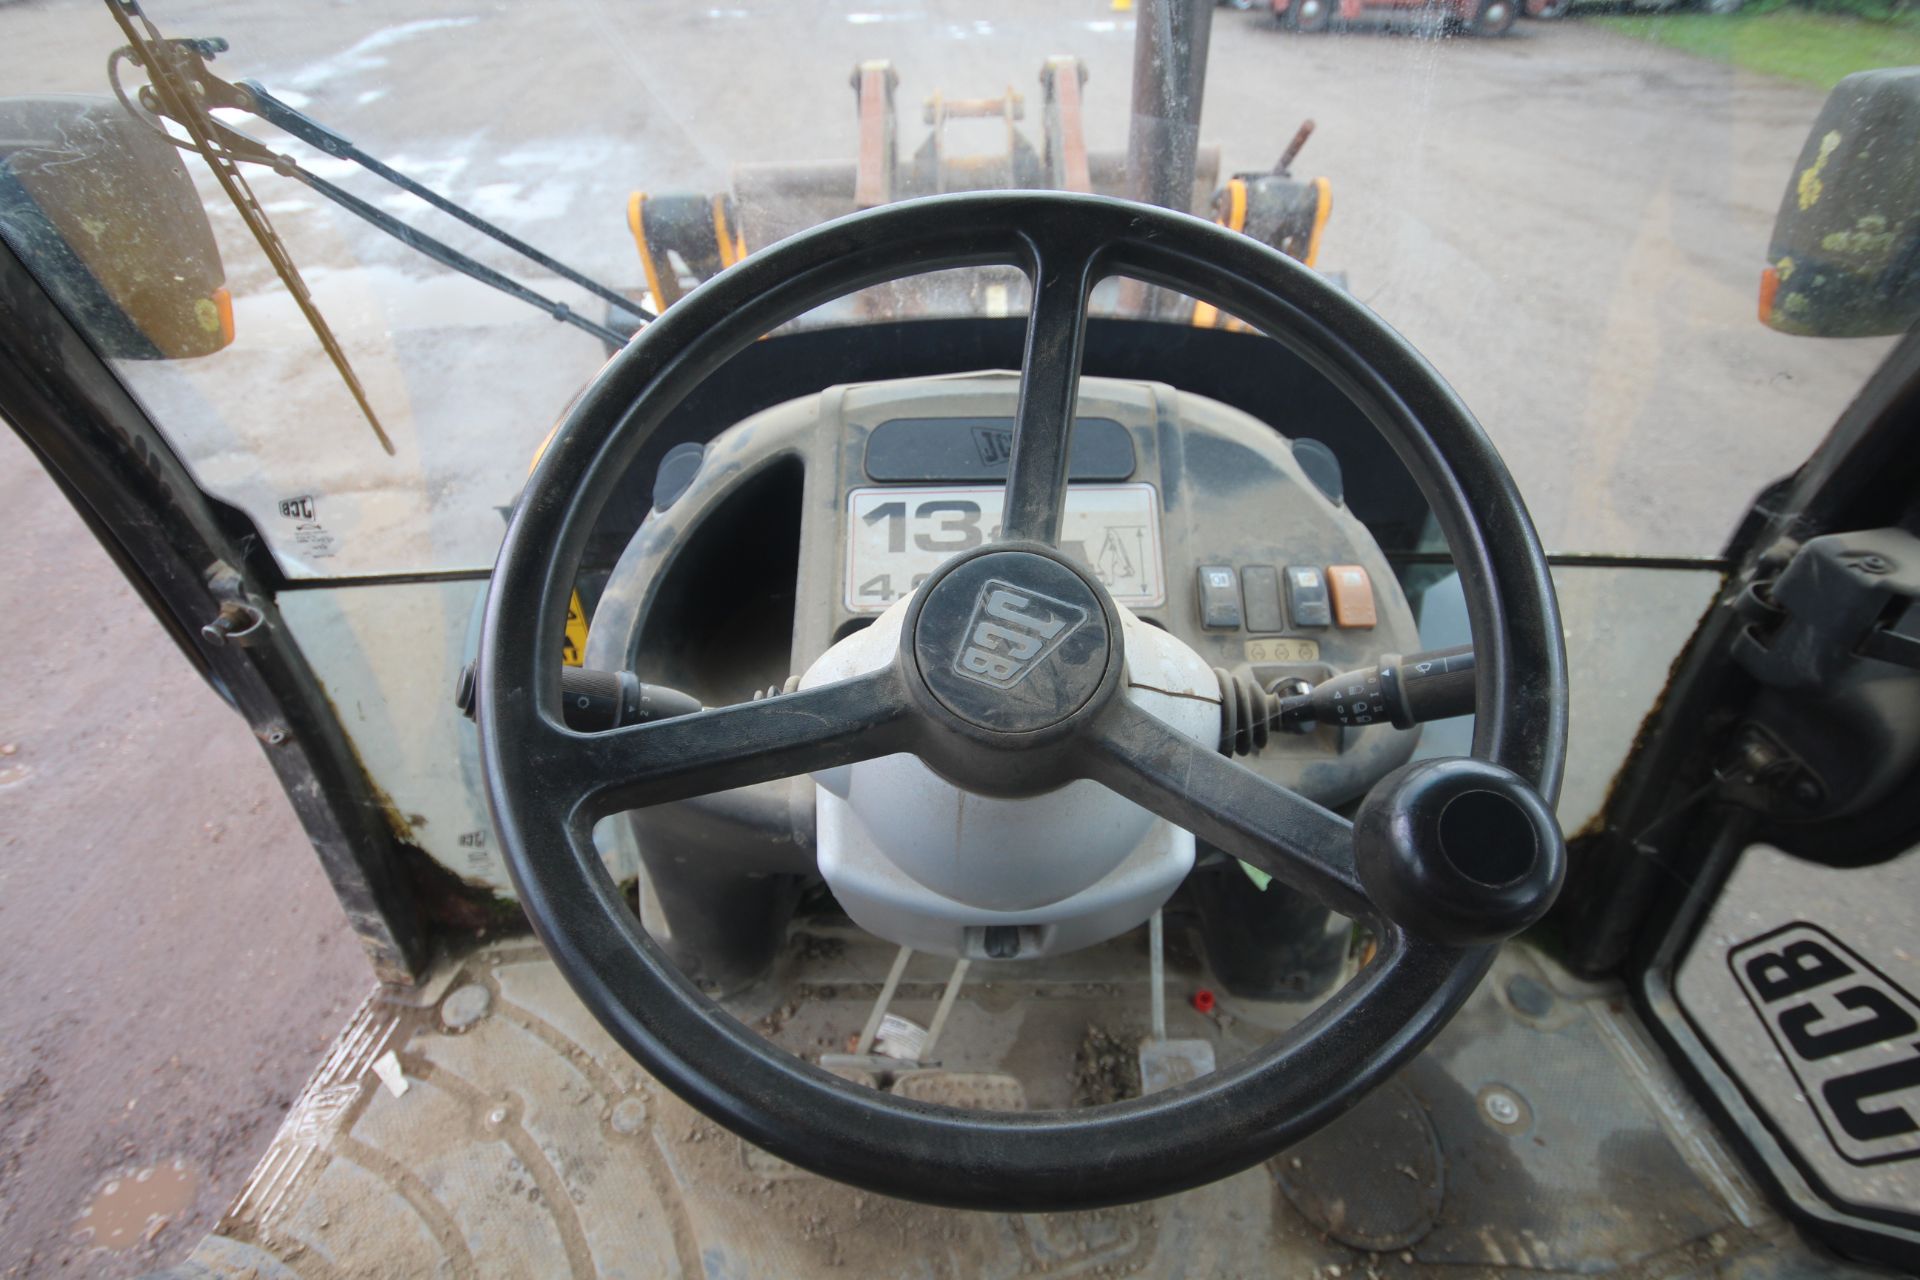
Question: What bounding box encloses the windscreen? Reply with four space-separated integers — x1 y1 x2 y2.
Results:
0 0 1911 576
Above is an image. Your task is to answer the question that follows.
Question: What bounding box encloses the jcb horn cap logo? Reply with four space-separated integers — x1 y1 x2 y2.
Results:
952 580 1089 690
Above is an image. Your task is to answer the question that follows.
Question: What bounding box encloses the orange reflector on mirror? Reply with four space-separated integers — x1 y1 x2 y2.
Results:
212 286 235 346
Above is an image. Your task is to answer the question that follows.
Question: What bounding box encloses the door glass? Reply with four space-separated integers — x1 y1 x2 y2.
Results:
1676 844 1920 1223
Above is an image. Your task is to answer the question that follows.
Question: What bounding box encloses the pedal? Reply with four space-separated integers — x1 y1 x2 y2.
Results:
1137 1038 1217 1094
816 1055 886 1088
890 1070 1027 1111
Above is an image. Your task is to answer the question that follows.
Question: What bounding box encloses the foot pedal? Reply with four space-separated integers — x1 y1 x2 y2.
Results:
890 1070 1027 1111
816 1055 885 1088
1138 1038 1217 1094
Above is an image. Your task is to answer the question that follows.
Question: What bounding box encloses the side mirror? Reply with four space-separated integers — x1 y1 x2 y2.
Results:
1760 68 1920 339
0 94 232 359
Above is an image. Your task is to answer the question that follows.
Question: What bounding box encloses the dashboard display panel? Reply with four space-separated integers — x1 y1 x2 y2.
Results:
845 483 1165 613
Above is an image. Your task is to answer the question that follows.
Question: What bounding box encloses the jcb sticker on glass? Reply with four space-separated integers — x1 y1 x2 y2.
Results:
1730 921 1920 1166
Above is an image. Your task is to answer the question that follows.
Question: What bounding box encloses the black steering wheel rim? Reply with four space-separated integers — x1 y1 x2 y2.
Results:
478 191 1568 1210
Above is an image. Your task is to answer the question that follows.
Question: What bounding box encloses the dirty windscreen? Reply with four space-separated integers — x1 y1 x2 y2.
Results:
0 0 1912 577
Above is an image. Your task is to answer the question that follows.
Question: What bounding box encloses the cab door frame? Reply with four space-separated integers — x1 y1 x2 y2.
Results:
0 235 432 985
1564 330 1920 1271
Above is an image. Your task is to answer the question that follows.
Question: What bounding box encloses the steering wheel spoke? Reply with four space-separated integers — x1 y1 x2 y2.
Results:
542 665 915 823
1000 235 1101 545
1081 696 1376 923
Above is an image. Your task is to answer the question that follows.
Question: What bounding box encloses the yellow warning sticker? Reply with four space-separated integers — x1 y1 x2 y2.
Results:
562 590 589 667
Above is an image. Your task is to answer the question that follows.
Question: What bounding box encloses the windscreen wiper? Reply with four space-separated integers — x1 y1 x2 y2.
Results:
233 81 648 341
105 2 652 451
106 1 397 453
1217 646 1478 757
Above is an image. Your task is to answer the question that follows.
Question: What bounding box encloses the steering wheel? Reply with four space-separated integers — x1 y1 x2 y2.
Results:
478 191 1568 1210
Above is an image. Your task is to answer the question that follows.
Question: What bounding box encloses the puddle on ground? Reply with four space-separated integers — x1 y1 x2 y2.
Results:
74 1161 198 1251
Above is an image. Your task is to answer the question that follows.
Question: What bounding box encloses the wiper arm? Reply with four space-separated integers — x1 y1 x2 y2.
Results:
159 95 642 351
267 137 637 350
236 81 649 333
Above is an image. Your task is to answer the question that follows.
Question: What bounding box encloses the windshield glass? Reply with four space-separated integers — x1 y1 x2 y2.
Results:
0 0 1911 575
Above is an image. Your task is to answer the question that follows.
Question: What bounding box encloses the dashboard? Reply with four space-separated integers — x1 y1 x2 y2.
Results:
577 367 1430 990
591 370 1423 810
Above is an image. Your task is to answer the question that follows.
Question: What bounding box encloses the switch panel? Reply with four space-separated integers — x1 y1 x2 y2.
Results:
1197 565 1242 629
1240 565 1284 633
1285 566 1331 627
1328 564 1377 628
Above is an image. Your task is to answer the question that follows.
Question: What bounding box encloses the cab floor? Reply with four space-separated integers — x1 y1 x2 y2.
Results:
152 929 1879 1279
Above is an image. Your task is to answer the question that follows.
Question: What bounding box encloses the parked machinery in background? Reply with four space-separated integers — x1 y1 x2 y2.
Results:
621 54 1333 330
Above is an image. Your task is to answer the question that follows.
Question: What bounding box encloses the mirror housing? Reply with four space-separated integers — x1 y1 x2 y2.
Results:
0 94 232 359
1760 68 1920 339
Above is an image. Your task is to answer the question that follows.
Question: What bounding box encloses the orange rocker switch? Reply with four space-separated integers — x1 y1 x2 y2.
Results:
1327 564 1377 628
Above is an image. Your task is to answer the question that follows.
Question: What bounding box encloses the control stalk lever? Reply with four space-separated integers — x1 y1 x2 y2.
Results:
454 663 702 733
1217 646 1475 755
1280 645 1476 731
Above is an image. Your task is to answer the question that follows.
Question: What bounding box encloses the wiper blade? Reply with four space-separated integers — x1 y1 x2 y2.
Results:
107 1 396 454
105 2 656 451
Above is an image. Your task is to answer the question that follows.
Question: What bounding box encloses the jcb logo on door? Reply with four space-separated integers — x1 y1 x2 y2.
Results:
953 580 1088 690
1731 922 1920 1165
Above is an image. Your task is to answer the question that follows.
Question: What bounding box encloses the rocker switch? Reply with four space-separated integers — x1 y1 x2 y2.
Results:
1328 564 1378 628
1241 565 1285 633
1197 565 1242 629
1285 566 1332 627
